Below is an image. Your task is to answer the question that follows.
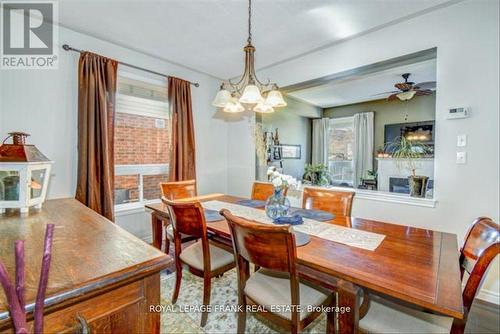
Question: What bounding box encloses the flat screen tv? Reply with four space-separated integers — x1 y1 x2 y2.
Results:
384 120 435 154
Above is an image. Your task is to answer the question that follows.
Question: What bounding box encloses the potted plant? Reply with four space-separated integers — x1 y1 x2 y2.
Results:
384 136 430 197
302 164 331 186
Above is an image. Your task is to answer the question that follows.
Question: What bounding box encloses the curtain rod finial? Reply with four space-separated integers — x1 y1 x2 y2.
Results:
62 44 70 51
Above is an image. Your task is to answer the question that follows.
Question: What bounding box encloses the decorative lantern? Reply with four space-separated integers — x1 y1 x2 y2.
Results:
0 132 53 213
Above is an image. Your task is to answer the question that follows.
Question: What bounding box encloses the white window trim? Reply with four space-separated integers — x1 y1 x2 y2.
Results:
116 94 169 119
114 164 169 213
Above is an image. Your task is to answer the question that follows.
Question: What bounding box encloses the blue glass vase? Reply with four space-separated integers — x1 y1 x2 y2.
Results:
265 187 291 219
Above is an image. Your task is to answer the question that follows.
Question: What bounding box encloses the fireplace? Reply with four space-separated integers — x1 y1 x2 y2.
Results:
389 177 434 196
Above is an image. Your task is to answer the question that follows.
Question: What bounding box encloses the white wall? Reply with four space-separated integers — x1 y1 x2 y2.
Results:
227 0 500 303
0 24 227 240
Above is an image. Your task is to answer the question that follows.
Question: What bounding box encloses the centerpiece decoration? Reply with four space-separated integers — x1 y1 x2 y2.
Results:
265 167 298 219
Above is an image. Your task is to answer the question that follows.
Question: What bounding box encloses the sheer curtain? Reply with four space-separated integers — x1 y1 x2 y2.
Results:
352 112 374 188
311 118 330 166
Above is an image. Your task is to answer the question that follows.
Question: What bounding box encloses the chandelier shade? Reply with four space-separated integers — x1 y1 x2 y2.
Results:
223 98 245 113
239 84 264 104
212 0 286 114
212 88 232 107
253 102 274 113
265 89 287 107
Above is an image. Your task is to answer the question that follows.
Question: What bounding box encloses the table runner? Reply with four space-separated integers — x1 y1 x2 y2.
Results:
202 200 385 251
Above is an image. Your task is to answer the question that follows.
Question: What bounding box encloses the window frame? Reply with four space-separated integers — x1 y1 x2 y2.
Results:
114 72 170 213
328 116 355 186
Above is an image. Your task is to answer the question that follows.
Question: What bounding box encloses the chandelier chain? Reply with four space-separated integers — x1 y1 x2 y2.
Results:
247 0 252 44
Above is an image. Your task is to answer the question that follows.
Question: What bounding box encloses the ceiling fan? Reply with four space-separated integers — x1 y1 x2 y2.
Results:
376 73 436 101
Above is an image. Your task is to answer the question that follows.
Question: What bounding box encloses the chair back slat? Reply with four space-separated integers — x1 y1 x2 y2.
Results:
160 180 197 200
220 209 297 273
460 217 499 312
251 181 287 201
162 198 207 239
302 187 354 219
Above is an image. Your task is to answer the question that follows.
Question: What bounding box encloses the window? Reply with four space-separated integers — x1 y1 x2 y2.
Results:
328 117 354 187
114 74 170 211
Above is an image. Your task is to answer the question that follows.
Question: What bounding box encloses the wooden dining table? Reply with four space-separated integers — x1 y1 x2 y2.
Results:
146 194 463 333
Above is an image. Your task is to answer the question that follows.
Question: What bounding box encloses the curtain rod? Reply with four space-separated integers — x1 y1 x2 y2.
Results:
62 44 200 87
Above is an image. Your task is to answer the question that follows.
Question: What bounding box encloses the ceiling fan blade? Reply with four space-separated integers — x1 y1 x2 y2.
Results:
413 81 436 90
415 89 433 96
387 93 399 101
395 82 413 91
372 90 400 96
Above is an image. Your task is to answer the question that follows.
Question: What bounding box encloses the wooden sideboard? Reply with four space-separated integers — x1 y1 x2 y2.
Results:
0 199 171 333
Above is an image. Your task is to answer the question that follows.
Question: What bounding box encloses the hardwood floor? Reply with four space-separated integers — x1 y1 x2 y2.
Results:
161 242 500 333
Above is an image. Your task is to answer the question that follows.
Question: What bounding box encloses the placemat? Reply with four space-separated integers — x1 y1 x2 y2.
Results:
204 209 224 222
202 200 385 251
289 208 335 222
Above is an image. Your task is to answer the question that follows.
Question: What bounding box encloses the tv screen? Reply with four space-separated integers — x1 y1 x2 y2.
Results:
384 120 435 154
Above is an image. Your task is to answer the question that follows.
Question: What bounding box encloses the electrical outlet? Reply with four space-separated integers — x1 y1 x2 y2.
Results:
456 151 467 164
457 134 467 147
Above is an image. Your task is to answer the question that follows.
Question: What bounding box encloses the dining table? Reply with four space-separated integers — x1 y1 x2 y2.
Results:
146 194 464 334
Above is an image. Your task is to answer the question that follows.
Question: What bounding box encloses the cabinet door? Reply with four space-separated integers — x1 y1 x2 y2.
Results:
1 274 161 334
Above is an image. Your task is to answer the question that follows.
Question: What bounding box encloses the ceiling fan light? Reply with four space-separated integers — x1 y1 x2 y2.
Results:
212 89 232 107
223 98 245 113
396 90 417 101
265 89 287 107
239 85 264 104
253 102 274 113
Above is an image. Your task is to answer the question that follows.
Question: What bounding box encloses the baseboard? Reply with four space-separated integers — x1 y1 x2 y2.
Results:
476 289 500 305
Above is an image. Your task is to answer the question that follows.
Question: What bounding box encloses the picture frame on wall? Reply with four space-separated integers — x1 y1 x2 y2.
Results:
281 144 301 159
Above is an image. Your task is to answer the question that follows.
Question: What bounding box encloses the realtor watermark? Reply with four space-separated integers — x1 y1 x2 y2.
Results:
149 304 351 314
1 0 58 69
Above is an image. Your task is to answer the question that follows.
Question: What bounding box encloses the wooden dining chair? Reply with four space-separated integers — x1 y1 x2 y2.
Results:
358 217 499 334
220 209 335 334
302 187 355 225
159 180 198 254
163 198 236 327
251 181 287 201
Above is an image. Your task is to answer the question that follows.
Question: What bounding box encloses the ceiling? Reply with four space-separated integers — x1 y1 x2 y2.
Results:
287 59 437 108
58 0 451 79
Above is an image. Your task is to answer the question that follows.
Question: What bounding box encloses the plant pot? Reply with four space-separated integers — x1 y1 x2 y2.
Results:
408 175 429 198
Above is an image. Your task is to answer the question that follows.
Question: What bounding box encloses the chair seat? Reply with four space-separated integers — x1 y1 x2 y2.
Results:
359 295 453 333
179 240 234 271
244 269 329 320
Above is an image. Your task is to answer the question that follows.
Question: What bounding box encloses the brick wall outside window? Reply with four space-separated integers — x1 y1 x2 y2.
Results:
114 112 171 205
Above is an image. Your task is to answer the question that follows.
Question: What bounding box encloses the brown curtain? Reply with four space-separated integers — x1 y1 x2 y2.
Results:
75 52 118 221
168 77 196 181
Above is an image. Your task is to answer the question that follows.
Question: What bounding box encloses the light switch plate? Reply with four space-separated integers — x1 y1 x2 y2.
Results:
457 134 467 147
456 151 467 164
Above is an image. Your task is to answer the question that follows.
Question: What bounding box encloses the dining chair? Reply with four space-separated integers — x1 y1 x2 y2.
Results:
251 181 287 201
302 187 355 226
358 217 499 334
159 179 198 254
220 209 335 334
163 198 236 327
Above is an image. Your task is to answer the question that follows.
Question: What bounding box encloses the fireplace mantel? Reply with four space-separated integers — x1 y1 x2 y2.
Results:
376 157 435 193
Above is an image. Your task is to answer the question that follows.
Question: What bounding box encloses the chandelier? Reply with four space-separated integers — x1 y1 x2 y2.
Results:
212 0 286 113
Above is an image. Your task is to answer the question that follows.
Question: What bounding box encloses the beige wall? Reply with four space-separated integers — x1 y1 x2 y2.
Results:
258 96 320 180
323 93 436 154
